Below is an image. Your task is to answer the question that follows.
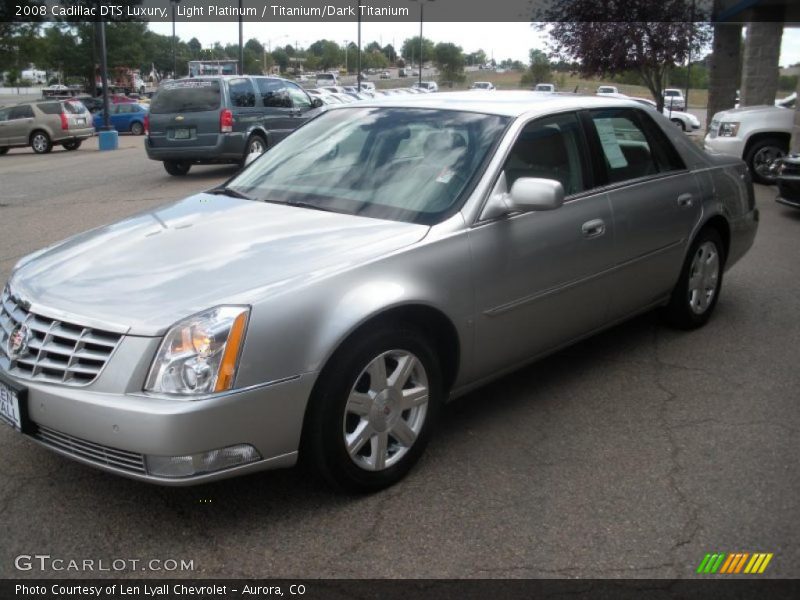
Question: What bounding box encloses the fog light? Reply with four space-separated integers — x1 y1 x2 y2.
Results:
145 444 261 478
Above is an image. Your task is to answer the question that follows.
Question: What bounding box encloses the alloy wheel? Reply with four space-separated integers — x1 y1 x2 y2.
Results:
687 241 720 315
343 349 429 472
752 146 785 182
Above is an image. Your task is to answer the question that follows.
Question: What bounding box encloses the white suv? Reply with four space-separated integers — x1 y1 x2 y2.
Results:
704 101 794 184
663 89 686 111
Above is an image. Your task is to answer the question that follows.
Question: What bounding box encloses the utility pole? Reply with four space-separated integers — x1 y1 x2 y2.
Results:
419 3 423 86
357 0 362 91
238 0 244 75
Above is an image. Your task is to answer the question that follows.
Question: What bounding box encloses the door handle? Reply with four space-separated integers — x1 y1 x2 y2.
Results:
677 193 694 208
581 219 606 238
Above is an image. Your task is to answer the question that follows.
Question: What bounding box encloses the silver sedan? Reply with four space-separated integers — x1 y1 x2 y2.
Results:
0 92 758 492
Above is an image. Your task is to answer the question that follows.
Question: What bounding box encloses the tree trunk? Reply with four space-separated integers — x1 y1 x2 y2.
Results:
706 21 742 129
741 22 783 107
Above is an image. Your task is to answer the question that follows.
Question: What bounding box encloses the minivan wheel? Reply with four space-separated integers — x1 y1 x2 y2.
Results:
62 140 81 151
30 131 52 154
245 134 266 158
663 228 725 330
303 326 442 493
130 121 144 136
163 160 191 176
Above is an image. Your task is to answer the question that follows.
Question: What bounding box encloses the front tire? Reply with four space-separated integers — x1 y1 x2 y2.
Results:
30 131 52 154
745 137 787 184
163 160 191 176
130 121 144 136
303 326 442 493
663 228 725 330
62 140 82 151
671 118 686 132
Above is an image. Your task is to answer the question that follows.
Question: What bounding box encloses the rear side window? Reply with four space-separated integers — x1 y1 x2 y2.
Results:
588 108 684 183
228 78 256 107
150 80 221 114
63 100 88 114
9 105 34 119
255 78 290 108
37 103 62 115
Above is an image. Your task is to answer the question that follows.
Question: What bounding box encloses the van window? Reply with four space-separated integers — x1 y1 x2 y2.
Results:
286 83 311 109
228 78 256 107
150 80 221 113
256 78 290 108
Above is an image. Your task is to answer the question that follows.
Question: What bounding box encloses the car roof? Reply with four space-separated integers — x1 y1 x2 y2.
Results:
338 90 645 117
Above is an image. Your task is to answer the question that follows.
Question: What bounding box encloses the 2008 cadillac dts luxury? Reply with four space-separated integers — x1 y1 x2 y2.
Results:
0 93 758 491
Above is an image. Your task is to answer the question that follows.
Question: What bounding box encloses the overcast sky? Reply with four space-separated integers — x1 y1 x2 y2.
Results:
149 21 800 67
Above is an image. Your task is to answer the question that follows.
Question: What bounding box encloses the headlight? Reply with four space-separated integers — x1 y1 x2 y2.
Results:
145 306 250 396
718 122 740 137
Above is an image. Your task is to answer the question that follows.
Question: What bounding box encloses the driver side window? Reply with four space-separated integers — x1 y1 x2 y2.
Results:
503 112 588 196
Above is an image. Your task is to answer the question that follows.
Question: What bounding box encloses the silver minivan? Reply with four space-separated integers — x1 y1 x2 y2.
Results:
145 76 322 176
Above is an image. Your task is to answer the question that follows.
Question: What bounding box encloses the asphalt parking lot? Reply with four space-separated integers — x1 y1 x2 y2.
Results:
0 135 798 579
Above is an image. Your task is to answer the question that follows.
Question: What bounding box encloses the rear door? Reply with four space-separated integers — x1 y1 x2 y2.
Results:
253 77 295 143
147 79 222 149
584 107 702 320
5 105 35 146
227 77 260 142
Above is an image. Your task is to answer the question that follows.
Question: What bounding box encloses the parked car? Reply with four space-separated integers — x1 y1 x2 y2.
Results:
0 99 94 154
470 82 496 91
316 72 338 87
663 88 686 111
615 95 701 133
775 154 800 209
411 81 438 93
534 83 556 92
76 96 105 113
145 76 323 176
92 103 148 135
360 81 376 92
0 93 757 492
597 85 619 94
704 102 794 184
380 71 390 79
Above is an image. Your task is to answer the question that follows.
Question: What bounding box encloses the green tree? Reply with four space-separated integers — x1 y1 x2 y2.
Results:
382 44 397 64
308 39 343 71
187 37 202 59
434 42 465 86
528 49 552 86
401 36 434 66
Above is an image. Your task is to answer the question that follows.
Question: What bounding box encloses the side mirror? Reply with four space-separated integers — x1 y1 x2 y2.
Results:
508 178 565 212
311 97 324 108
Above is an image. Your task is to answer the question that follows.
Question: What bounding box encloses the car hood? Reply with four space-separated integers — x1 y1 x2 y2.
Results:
10 193 429 336
713 104 793 123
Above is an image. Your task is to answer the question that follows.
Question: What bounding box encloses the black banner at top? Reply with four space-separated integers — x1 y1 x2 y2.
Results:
1 0 799 23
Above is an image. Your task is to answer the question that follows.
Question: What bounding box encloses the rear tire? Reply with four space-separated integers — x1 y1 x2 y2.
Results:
130 121 144 136
302 325 442 493
663 228 725 330
163 160 191 176
244 134 267 160
671 118 686 132
62 140 82 151
30 131 52 154
745 137 787 185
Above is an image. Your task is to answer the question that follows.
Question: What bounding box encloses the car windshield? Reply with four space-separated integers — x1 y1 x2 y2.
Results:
227 107 510 225
150 80 221 113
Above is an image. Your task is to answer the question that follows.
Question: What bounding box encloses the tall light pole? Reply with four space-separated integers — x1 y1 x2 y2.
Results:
170 0 180 78
344 40 349 74
238 0 244 75
357 0 362 91
409 0 434 86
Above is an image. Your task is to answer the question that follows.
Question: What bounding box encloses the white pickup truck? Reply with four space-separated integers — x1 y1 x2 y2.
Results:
704 93 796 184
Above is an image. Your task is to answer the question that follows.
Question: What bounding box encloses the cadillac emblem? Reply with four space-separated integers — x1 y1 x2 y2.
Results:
7 323 30 359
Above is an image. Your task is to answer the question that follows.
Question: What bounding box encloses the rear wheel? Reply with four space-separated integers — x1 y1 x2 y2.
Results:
163 160 191 176
745 137 787 184
303 326 442 493
663 228 725 330
671 118 686 132
62 140 82 151
30 131 52 154
130 121 144 136
245 134 266 159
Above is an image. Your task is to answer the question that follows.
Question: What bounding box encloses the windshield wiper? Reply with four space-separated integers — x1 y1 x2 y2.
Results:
207 186 253 200
286 200 337 213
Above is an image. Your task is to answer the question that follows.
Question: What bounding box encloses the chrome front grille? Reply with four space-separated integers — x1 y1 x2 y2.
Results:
34 424 147 474
0 287 122 386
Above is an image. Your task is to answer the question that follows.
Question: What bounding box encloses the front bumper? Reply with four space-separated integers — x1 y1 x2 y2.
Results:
704 135 745 160
1 367 316 485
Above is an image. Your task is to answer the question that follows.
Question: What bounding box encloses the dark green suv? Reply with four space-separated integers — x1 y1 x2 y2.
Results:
146 76 322 176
